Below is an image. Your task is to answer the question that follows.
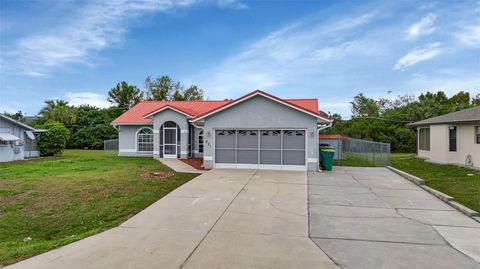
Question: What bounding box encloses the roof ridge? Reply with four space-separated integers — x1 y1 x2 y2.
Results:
140 100 227 103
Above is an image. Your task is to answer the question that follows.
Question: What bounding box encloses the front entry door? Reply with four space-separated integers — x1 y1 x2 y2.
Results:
163 127 177 158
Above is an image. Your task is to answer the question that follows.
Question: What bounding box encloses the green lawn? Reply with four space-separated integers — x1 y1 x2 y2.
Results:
391 153 480 213
0 150 198 266
333 152 376 167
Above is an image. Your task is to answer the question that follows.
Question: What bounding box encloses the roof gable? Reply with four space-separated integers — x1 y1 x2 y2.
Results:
191 90 330 122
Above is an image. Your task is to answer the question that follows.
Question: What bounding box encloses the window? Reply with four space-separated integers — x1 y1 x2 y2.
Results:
418 128 430 151
198 130 204 153
449 126 457 152
137 128 153 152
475 126 480 144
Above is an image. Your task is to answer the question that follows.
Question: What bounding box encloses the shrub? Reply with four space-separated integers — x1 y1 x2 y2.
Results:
38 121 70 156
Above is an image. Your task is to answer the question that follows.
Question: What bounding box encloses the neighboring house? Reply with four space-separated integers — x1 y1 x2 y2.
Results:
408 106 480 169
112 90 331 171
0 114 44 162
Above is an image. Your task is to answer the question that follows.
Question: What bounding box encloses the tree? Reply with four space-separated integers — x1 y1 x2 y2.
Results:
473 93 480 106
449 91 471 111
3 110 25 122
67 105 118 149
38 121 70 156
183 85 204 100
145 75 205 101
107 81 143 112
350 93 379 117
145 75 176 101
38 100 77 126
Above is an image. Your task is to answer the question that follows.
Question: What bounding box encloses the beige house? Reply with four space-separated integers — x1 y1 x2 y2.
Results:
408 106 480 169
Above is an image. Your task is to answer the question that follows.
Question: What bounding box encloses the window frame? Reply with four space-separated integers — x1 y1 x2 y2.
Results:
475 126 480 144
448 126 457 152
198 129 204 153
136 127 154 153
418 127 430 151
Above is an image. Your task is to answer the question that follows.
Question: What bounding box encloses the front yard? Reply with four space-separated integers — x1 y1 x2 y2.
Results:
0 150 198 266
391 153 480 213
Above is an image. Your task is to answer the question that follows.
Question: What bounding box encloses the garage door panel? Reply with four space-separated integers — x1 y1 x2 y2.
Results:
237 149 258 164
260 130 281 149
260 150 281 164
237 130 258 149
282 130 305 149
215 149 235 163
216 130 236 148
282 150 305 165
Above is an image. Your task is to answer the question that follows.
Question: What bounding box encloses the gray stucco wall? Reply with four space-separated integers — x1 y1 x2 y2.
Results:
152 109 189 159
0 118 26 162
118 125 153 157
201 95 319 170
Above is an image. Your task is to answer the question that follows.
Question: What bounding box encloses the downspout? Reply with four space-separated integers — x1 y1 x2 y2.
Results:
317 121 333 172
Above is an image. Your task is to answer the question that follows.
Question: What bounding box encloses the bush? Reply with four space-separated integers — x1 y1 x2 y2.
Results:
38 121 70 156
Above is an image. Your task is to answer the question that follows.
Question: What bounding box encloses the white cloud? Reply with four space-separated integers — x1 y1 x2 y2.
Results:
393 43 442 70
406 13 437 39
65 92 111 108
455 25 480 47
193 11 379 98
2 0 246 76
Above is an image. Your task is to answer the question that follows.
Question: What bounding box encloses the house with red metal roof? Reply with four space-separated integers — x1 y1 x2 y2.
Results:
112 90 331 171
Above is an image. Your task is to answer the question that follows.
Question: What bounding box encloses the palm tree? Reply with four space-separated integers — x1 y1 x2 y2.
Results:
39 100 77 126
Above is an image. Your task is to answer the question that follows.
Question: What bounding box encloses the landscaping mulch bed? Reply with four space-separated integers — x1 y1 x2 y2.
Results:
140 171 175 179
180 158 210 171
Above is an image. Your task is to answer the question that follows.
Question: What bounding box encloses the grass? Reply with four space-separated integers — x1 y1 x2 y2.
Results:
333 152 376 167
0 150 198 266
391 153 480 213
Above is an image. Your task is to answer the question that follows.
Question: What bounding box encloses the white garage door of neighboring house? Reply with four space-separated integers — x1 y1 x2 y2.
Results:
214 129 306 170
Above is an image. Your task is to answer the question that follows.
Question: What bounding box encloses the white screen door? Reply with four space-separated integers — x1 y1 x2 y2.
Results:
163 127 177 158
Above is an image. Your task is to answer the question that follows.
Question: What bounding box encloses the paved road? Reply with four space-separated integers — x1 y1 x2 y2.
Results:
7 169 337 269
308 167 480 269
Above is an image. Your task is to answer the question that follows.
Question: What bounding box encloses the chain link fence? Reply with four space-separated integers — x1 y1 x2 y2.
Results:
104 139 119 156
320 135 391 167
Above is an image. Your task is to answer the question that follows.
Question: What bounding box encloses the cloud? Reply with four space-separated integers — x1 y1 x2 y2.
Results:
393 43 442 70
2 0 246 76
406 13 437 39
193 11 379 97
65 92 111 108
455 25 480 47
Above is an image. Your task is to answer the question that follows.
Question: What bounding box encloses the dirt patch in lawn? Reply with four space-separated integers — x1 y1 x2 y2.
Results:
180 158 210 171
140 172 175 179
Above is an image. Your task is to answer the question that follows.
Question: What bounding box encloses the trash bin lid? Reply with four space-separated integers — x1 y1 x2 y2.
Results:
320 145 334 149
321 149 335 152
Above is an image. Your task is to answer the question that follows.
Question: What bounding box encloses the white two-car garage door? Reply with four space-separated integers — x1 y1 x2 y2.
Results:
214 129 306 170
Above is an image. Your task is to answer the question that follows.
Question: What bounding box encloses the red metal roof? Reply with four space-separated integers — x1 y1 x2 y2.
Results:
112 90 326 124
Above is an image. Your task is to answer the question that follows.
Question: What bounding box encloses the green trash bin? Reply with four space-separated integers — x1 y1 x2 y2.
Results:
319 145 335 171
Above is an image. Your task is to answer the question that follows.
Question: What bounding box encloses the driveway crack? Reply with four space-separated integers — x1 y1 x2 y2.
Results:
178 169 258 269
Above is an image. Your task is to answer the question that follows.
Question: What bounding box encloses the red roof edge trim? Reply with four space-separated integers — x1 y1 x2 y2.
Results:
143 105 194 118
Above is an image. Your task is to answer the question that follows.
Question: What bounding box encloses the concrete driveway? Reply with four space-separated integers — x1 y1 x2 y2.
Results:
7 169 337 269
308 167 480 269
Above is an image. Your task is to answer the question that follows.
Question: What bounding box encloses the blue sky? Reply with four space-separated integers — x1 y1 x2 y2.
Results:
1 0 479 118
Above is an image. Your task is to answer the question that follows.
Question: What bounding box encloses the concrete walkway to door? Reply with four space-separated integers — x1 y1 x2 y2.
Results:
159 158 207 174
6 169 337 269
